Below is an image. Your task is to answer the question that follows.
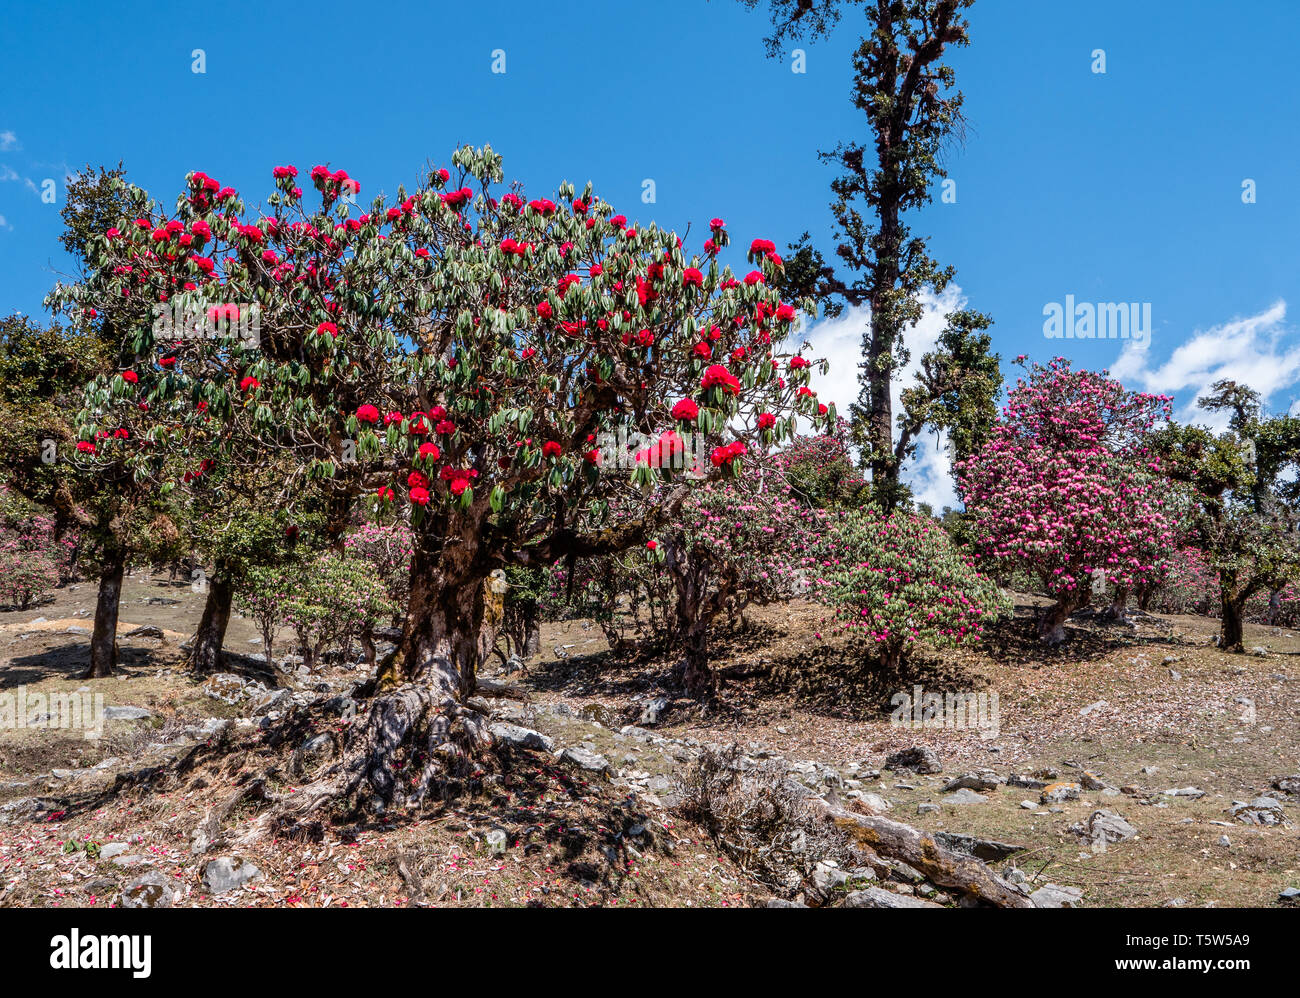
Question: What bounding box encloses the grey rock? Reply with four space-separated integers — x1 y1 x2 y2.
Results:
813 860 848 891
489 723 555 753
941 771 999 793
103 706 151 721
202 856 264 894
322 695 357 720
1164 786 1207 799
250 689 292 713
1007 774 1049 790
941 788 988 805
1230 797 1285 825
638 696 670 727
98 842 129 860
1031 883 1084 908
1280 887 1300 904
1072 809 1138 844
1271 775 1300 797
63 626 91 635
843 887 943 909
202 673 250 704
884 746 942 775
558 746 613 777
118 870 176 909
1041 783 1082 803
124 624 164 639
765 898 808 908
298 733 335 766
917 802 940 815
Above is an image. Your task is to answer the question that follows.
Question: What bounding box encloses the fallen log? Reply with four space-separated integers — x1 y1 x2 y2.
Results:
805 797 1034 908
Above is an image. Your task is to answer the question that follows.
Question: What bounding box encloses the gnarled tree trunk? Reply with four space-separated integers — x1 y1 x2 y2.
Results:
84 549 125 679
1037 595 1080 646
189 567 233 673
1220 592 1246 652
1101 587 1129 623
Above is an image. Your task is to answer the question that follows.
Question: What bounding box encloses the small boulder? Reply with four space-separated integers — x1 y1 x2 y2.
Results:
558 746 613 777
118 871 176 909
1230 797 1285 826
1031 883 1084 908
489 723 555 753
203 856 264 894
103 706 151 722
884 746 942 775
843 887 943 909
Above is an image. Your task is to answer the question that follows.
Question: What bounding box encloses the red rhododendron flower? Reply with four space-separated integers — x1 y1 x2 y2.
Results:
316 321 338 338
671 398 699 421
418 442 440 460
757 412 776 430
449 478 469 497
410 486 431 506
701 364 741 394
356 404 380 423
789 356 810 370
240 376 260 392
646 540 658 550
121 370 138 384
376 486 395 502
542 441 563 459
435 420 456 435
682 267 703 288
408 470 429 489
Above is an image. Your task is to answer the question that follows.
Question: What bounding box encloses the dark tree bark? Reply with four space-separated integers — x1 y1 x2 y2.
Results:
680 625 716 701
376 536 491 700
522 617 541 658
1221 591 1246 652
1038 596 1080 646
189 569 233 673
1101 587 1129 623
84 549 125 679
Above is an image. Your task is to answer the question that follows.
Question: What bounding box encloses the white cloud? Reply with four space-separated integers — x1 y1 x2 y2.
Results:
0 213 10 231
798 285 967 510
1110 300 1300 430
0 131 17 152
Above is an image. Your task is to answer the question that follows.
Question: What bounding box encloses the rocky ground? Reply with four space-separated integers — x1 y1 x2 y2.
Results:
0 571 1298 908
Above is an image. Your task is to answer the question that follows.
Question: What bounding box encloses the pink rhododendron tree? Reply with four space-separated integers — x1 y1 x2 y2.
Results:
957 359 1176 644
651 458 827 699
814 508 1009 671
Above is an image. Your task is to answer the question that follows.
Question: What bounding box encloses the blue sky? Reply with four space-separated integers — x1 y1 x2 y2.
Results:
3 0 1298 504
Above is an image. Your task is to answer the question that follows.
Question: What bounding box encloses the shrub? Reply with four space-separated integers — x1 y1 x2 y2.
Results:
0 547 59 609
236 554 395 669
814 509 1009 671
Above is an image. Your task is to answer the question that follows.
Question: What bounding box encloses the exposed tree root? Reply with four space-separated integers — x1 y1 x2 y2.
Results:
223 684 497 845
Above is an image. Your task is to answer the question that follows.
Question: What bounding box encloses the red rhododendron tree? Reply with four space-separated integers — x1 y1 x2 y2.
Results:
52 146 831 811
957 359 1176 644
